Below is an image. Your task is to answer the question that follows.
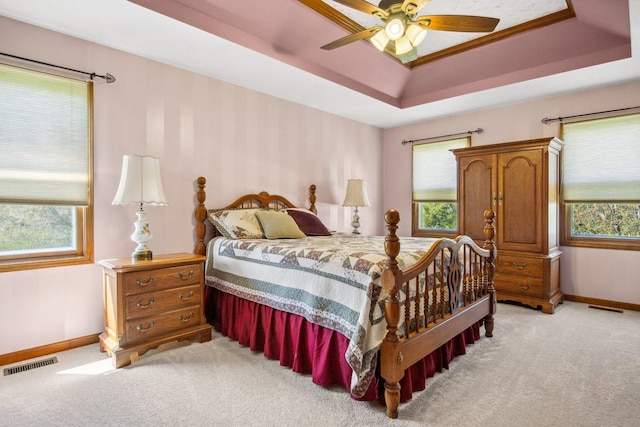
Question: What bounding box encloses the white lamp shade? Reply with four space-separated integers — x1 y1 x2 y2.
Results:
342 179 371 207
113 155 168 206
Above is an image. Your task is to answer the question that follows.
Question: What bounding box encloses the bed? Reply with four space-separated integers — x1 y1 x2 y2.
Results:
193 176 496 418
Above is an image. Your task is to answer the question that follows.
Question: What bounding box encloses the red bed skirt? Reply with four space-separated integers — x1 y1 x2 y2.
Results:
205 286 480 402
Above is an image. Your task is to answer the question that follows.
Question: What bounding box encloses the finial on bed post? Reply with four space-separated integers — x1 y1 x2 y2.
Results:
309 184 317 214
194 177 208 256
381 209 402 419
384 209 400 271
483 209 496 337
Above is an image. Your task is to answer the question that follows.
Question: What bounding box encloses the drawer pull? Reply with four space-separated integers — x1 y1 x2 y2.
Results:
178 270 194 280
517 281 532 291
512 262 528 270
135 276 154 287
179 291 195 301
136 321 155 332
136 297 155 309
179 313 195 322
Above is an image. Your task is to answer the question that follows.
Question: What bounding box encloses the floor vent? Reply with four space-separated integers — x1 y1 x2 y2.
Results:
588 304 624 314
3 356 58 376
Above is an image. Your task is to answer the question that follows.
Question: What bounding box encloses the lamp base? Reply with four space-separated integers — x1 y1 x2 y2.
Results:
130 207 154 261
132 248 153 261
351 207 361 234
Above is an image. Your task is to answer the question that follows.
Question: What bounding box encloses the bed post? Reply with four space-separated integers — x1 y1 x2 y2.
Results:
194 177 208 256
309 184 317 214
483 209 496 337
380 209 403 419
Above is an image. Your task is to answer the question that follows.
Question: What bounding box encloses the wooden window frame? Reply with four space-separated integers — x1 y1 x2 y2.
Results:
411 136 469 238
412 202 459 238
0 64 94 272
560 203 640 251
559 112 640 251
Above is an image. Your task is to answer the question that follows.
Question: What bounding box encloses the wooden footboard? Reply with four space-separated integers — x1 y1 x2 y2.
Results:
380 209 496 419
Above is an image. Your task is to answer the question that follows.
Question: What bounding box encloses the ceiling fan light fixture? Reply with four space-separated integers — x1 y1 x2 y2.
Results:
406 24 427 47
371 30 389 51
385 15 405 41
395 36 412 55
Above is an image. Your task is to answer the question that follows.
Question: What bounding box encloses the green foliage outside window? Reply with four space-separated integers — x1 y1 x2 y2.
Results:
571 203 640 238
0 204 75 253
419 202 457 231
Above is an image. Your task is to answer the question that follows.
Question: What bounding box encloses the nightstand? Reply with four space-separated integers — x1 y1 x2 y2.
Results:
98 253 212 368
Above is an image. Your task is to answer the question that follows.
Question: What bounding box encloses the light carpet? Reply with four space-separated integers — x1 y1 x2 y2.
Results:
1 301 639 426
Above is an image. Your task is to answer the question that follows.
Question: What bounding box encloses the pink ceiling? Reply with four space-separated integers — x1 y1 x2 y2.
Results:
129 0 631 109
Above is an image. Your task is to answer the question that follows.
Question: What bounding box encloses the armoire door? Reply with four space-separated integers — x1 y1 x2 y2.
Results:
458 153 495 242
497 149 544 253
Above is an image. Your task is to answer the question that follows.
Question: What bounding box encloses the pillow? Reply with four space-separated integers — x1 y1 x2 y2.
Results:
207 208 264 239
255 210 306 239
287 209 331 236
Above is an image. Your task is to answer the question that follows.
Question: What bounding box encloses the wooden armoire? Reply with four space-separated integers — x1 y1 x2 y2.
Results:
452 137 564 314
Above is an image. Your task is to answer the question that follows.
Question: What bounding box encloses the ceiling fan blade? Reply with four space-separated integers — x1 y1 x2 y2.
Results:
321 26 383 50
331 0 388 19
401 0 431 15
416 15 500 32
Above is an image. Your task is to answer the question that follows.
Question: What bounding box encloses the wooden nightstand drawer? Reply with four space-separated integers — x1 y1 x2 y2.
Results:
497 255 543 278
495 275 544 298
125 307 201 344
124 264 202 295
125 284 201 320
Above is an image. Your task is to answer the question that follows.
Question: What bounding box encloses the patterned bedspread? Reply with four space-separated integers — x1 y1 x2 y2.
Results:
205 233 439 397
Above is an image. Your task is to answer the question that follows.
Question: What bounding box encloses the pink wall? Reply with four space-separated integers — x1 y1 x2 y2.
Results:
382 80 640 305
0 17 382 355
0 14 638 356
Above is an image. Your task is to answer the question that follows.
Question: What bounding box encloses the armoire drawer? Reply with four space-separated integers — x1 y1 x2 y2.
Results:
497 255 543 278
495 275 544 298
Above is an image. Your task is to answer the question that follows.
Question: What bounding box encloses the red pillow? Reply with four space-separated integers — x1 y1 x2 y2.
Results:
287 210 331 236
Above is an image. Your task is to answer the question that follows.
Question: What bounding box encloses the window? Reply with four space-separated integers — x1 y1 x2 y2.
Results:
0 63 93 271
412 137 469 237
561 113 640 250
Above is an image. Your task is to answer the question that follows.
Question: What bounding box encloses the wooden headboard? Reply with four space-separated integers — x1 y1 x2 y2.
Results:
194 176 317 255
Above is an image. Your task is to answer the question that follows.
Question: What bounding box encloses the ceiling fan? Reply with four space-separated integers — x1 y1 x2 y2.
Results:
321 0 500 63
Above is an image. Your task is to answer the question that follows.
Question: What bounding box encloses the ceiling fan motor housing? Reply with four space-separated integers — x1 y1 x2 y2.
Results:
379 0 405 11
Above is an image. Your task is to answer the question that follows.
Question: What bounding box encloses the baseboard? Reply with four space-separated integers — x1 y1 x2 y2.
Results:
0 333 100 366
563 295 640 313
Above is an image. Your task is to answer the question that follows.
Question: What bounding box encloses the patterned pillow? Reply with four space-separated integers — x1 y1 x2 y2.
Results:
286 209 331 236
207 208 264 239
255 210 306 239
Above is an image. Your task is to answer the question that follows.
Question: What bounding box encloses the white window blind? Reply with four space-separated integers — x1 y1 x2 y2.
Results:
562 113 640 203
0 63 90 206
412 137 468 201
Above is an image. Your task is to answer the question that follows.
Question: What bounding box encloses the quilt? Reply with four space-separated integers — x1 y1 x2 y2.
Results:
205 233 441 397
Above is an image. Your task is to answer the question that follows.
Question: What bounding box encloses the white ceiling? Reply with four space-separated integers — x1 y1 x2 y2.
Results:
0 0 638 128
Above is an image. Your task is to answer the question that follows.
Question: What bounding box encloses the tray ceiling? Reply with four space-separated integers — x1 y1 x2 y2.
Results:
128 0 631 109
0 0 636 127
